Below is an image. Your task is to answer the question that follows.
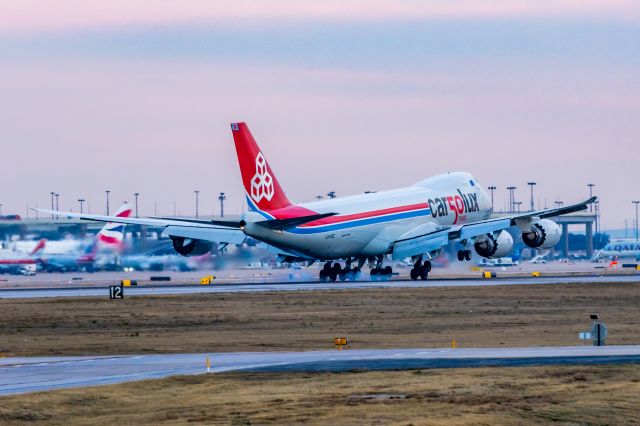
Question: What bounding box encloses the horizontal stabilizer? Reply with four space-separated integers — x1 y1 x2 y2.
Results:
257 213 337 231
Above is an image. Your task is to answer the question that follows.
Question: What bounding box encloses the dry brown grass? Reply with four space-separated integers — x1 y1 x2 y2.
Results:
1 282 639 356
1 364 640 425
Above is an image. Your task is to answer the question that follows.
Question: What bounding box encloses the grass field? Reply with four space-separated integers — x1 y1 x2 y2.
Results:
1 282 639 356
1 364 640 425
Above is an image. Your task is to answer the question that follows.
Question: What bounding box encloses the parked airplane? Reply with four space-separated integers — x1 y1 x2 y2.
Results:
40 122 596 281
0 239 46 274
591 240 640 262
40 203 132 272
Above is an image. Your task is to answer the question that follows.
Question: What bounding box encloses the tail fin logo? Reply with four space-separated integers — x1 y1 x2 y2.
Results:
250 152 274 203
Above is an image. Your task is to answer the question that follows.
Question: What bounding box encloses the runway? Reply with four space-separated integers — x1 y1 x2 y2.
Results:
2 345 640 396
0 274 638 299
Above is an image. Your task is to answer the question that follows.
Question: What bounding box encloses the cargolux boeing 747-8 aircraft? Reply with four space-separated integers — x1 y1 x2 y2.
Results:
40 123 595 281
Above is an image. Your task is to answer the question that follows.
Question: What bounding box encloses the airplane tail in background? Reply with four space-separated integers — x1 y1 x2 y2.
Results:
231 122 292 212
94 203 132 252
29 239 46 256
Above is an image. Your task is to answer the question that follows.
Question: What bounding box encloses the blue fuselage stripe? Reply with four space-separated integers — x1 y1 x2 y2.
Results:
288 208 431 234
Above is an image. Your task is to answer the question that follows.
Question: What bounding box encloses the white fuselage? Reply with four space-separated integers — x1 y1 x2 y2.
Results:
242 172 492 260
593 240 640 261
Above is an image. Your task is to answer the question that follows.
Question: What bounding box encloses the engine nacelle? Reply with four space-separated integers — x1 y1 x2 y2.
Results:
522 219 561 249
171 236 214 257
474 230 514 258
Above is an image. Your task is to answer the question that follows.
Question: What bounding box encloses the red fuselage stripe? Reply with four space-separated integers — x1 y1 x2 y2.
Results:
300 202 429 227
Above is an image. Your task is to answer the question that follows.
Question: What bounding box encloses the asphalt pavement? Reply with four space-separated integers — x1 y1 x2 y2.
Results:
0 274 638 299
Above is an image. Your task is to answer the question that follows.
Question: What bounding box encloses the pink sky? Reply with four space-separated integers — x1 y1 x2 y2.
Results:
0 1 639 230
2 0 639 34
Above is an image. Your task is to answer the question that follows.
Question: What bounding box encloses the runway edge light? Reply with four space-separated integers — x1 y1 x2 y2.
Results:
334 337 349 350
200 275 215 285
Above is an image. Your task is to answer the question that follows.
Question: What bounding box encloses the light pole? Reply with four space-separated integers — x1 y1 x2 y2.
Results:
487 186 496 212
78 199 85 214
50 192 55 219
554 201 564 208
105 190 111 215
527 182 536 211
55 193 60 219
194 190 200 218
588 184 595 212
594 200 600 247
506 186 516 213
133 193 140 218
218 192 226 218
514 201 523 213
633 201 640 241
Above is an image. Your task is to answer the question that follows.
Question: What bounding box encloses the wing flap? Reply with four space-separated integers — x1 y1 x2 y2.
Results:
392 229 451 260
162 226 246 245
455 218 512 241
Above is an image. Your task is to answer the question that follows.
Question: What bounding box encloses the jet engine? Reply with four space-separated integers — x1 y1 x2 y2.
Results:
521 219 561 249
474 230 514 258
171 236 214 257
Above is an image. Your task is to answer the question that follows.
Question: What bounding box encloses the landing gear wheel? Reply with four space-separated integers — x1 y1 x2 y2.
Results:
319 269 328 282
457 250 465 261
464 250 472 261
330 263 341 282
424 260 432 272
410 268 418 281
419 265 429 280
370 268 380 281
350 267 361 281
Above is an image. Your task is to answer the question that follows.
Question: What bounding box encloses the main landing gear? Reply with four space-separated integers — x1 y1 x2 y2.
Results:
457 250 472 261
370 265 393 280
319 262 361 282
410 259 431 280
368 255 393 280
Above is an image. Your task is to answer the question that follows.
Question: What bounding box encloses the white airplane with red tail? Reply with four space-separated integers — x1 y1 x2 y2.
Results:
40 123 595 281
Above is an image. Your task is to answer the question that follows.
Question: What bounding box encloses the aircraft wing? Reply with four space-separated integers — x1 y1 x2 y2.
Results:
34 209 247 245
391 197 595 260
510 196 597 221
